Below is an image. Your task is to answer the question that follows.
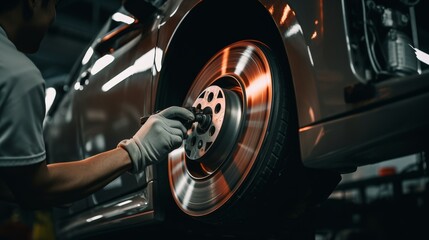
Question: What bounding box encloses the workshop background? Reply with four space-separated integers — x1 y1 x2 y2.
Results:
1 0 428 239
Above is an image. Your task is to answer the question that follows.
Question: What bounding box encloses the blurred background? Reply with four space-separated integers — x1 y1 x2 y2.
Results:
28 0 122 86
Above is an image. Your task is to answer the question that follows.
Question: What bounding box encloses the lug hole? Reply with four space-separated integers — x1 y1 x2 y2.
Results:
209 126 216 136
207 92 214 102
215 103 221 114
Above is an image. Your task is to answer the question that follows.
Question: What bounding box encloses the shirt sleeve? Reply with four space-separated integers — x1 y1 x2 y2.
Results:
0 82 46 166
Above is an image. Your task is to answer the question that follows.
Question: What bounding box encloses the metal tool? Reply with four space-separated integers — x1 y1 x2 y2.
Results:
140 107 212 130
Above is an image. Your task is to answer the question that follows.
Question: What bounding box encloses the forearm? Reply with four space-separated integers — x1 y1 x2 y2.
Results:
40 148 132 207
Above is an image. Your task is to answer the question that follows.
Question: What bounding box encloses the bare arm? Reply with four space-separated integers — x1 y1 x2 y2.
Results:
0 106 193 209
0 147 132 209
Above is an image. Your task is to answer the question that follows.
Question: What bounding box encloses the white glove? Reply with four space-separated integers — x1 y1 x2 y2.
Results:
118 106 194 173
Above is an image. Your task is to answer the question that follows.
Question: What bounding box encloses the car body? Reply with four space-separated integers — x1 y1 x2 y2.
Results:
43 0 429 238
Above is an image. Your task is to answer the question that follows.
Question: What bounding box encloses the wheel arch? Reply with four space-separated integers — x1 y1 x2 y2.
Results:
155 0 296 113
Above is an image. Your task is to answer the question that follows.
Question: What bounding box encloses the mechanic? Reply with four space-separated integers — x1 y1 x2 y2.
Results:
0 0 194 209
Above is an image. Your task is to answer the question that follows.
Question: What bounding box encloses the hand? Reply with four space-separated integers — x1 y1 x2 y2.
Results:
118 106 195 173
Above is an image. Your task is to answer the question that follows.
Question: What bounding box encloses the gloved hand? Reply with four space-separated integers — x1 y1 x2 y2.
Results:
118 106 195 173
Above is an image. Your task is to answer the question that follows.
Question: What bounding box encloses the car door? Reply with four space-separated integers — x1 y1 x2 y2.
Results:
75 10 161 207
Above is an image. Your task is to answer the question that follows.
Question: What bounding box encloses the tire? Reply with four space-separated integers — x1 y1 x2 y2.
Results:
167 40 340 230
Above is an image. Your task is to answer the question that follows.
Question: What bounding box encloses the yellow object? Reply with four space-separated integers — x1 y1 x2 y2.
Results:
32 210 55 240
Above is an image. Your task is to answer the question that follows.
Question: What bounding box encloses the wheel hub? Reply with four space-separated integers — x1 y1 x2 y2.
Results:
184 85 242 171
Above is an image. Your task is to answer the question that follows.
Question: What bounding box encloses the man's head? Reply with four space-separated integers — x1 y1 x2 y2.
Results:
0 0 57 53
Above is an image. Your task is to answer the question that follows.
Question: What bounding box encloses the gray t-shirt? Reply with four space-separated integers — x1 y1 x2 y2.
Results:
0 26 46 166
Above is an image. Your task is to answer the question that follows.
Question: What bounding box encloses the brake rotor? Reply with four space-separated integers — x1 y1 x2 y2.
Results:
168 40 273 217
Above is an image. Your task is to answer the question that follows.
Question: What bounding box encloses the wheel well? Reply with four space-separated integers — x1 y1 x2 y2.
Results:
155 0 300 223
156 0 293 109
